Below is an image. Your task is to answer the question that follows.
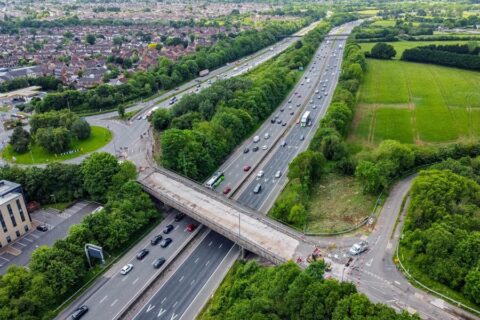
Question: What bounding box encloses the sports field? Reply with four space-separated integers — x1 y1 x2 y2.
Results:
349 45 480 145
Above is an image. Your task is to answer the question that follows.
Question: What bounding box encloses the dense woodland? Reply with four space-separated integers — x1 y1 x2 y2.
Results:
401 162 480 306
200 260 419 320
0 153 159 319
154 13 357 182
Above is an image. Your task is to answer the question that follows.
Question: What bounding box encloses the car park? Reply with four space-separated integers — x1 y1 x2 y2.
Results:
253 184 262 194
174 213 185 222
349 241 368 255
136 249 149 260
120 264 133 275
151 235 163 245
243 165 251 172
153 257 166 269
223 187 231 194
163 224 174 234
160 238 172 248
71 305 89 320
36 225 48 232
186 224 197 232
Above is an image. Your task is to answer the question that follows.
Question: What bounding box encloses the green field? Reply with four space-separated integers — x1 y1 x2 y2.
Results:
370 19 396 27
349 42 480 146
359 40 470 57
2 126 112 164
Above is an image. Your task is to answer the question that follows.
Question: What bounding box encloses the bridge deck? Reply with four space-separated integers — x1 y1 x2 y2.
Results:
140 170 311 263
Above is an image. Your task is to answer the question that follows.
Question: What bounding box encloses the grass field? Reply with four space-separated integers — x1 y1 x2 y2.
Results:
349 42 480 146
2 126 112 164
370 19 396 27
357 9 380 16
305 174 378 234
359 40 470 57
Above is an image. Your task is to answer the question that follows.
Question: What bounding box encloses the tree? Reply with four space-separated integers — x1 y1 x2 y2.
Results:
151 108 171 130
81 152 120 202
113 36 123 47
9 127 31 153
85 33 96 45
36 127 71 154
464 268 480 304
369 42 396 59
118 105 125 118
71 119 91 140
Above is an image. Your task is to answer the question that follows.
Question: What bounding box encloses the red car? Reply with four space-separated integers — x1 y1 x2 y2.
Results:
243 165 251 172
296 118 300 124
223 187 231 194
186 224 197 232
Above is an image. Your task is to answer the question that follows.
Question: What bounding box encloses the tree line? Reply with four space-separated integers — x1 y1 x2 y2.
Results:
0 153 159 319
154 13 358 182
32 19 309 114
401 44 480 71
401 163 480 306
200 260 419 320
0 75 62 93
270 40 366 228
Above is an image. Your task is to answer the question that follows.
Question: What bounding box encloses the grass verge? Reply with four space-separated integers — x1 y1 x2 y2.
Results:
2 126 112 164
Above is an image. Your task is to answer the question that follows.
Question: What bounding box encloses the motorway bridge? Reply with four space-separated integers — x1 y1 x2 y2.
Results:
139 167 317 265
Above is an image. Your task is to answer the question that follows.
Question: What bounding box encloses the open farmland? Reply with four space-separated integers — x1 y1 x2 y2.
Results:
358 40 470 57
349 54 480 146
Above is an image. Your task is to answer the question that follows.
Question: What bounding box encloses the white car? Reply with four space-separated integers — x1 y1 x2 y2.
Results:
253 136 260 143
349 241 368 255
257 170 264 178
120 263 133 275
262 145 268 150
264 133 270 139
274 170 282 178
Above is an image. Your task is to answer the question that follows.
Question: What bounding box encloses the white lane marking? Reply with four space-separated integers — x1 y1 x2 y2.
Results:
122 275 129 282
194 257 199 264
157 308 167 317
23 237 33 243
170 314 178 320
394 281 401 286
179 276 184 282
100 295 108 304
173 301 178 308
366 258 373 267
15 242 27 247
132 277 139 285
219 243 223 248
208 241 212 247
146 304 155 313
111 299 118 307
162 297 167 304
206 260 210 266
0 256 10 262
190 279 195 286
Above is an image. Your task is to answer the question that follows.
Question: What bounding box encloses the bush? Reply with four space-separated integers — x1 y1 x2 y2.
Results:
9 127 30 153
367 42 396 59
71 119 91 140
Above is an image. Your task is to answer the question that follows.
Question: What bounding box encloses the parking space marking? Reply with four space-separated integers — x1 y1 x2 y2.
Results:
111 299 118 307
100 295 108 304
0 256 10 262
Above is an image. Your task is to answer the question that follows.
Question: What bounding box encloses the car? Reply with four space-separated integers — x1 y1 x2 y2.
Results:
136 249 149 260
290 111 294 115
36 225 48 232
315 89 319 94
223 186 231 194
137 115 142 120
243 147 249 154
243 165 251 172
70 305 89 320
120 263 133 275
296 118 300 124
160 238 172 248
312 105 317 109
153 257 166 269
296 103 301 108
310 99 313 104
324 92 328 96
174 213 185 222
270 118 276 124
288 99 292 103
274 170 282 178
151 235 163 245
257 170 264 178
252 146 259 152
262 145 268 150
175 87 179 91
288 105 293 109
281 140 287 147
300 135 305 140
317 95 322 99
163 224 174 234
298 94 301 98
169 100 175 105
280 108 284 112
264 133 270 139
253 184 262 194
282 122 287 126
276 119 282 124
253 136 260 143
349 241 368 255
186 224 197 232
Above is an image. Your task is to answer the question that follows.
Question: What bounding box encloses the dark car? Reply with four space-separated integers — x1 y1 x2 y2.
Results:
174 213 185 222
153 257 166 269
36 225 48 232
276 119 282 124
270 118 275 124
151 235 163 245
71 305 88 320
223 186 231 195
252 146 259 152
136 249 149 260
243 148 249 154
282 122 287 126
160 238 172 248
163 224 174 234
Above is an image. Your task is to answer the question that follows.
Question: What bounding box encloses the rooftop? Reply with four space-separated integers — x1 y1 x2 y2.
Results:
0 180 21 198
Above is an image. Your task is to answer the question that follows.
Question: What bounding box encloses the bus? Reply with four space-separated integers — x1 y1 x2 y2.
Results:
205 172 224 189
301 111 311 127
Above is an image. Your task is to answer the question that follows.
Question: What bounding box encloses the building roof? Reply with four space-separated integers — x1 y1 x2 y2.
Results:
0 192 21 206
0 180 21 198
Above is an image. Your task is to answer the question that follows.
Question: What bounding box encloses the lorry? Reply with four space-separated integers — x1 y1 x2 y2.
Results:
199 69 209 77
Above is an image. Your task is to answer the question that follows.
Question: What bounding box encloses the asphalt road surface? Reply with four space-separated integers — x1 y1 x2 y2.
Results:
133 231 234 320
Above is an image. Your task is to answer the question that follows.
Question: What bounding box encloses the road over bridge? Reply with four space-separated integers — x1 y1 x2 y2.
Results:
139 168 316 265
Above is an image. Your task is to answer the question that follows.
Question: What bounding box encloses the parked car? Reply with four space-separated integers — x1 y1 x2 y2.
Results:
151 235 163 245
70 305 89 320
160 238 173 248
153 257 166 269
223 187 231 194
163 224 174 234
174 213 185 222
120 264 133 275
136 249 149 260
36 225 48 232
349 241 368 255
186 224 197 232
